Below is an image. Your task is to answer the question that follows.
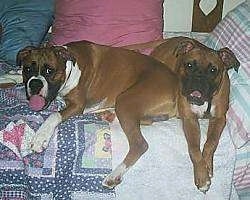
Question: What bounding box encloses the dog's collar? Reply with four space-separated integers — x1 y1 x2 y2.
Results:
59 60 81 96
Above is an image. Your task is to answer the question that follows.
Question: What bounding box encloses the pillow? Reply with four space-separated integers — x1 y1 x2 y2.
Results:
51 0 164 48
205 1 250 148
0 0 54 68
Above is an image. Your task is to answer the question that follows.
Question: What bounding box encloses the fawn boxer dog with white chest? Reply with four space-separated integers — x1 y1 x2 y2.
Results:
125 36 240 192
17 38 239 193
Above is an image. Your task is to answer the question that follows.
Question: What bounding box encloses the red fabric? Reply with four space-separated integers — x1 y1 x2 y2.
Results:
51 0 163 47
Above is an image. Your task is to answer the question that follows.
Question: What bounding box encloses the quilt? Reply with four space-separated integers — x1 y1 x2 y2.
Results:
0 85 115 199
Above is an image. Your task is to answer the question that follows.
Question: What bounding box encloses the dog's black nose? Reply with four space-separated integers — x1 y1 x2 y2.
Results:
194 68 204 77
29 79 43 95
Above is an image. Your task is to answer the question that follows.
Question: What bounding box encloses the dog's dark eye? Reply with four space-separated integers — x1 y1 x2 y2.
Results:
44 65 55 76
23 66 33 74
23 62 37 75
23 66 31 73
185 63 193 70
46 68 53 75
209 66 218 74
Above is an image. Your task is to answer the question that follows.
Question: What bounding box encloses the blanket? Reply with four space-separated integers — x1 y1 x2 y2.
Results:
0 85 115 199
111 118 238 200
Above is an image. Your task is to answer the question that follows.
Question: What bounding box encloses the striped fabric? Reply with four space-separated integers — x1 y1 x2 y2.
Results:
234 142 250 199
205 1 250 198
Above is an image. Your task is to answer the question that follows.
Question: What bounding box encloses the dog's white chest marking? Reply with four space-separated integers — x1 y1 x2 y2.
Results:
190 102 215 117
59 60 81 96
31 112 62 152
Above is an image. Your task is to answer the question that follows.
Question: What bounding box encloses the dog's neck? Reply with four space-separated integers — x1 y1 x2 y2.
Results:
59 60 81 96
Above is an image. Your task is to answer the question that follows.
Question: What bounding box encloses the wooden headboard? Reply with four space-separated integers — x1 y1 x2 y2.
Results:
192 0 224 32
163 0 229 32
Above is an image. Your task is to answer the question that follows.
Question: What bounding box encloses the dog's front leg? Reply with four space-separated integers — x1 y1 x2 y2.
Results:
102 94 148 189
202 116 226 178
31 94 86 152
30 112 62 152
182 117 211 193
102 114 147 189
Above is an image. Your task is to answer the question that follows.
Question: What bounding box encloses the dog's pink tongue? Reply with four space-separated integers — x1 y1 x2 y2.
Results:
190 90 202 98
29 95 45 111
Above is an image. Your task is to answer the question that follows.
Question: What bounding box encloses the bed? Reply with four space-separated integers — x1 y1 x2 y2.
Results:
0 0 249 199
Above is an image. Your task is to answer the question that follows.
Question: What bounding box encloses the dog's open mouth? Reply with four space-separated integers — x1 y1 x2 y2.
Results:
187 90 205 106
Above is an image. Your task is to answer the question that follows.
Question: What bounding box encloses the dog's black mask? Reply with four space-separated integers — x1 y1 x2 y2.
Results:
180 59 222 106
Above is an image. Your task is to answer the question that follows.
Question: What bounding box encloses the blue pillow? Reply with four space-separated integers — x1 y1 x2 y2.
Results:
0 0 54 68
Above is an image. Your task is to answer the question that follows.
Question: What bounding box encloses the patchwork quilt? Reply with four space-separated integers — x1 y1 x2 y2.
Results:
0 85 115 199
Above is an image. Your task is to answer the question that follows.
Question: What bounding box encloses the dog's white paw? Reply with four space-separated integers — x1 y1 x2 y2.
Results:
31 127 51 152
102 173 123 189
198 180 211 193
31 112 62 153
102 163 129 189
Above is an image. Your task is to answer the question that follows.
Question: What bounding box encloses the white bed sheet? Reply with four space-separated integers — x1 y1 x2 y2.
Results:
110 118 239 200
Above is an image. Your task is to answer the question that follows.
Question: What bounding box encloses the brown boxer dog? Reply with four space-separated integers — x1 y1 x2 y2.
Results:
125 36 240 192
17 38 239 193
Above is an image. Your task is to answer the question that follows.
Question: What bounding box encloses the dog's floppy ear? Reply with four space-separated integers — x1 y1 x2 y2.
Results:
53 46 76 65
218 47 240 72
16 46 36 66
174 40 195 57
